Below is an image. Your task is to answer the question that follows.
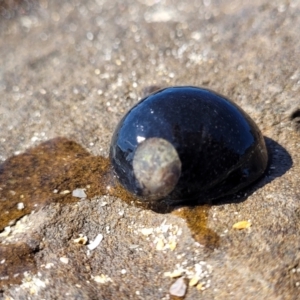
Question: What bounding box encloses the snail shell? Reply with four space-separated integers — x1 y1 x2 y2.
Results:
109 86 268 204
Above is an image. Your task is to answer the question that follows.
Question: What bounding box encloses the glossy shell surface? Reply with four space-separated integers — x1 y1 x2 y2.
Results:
110 86 268 204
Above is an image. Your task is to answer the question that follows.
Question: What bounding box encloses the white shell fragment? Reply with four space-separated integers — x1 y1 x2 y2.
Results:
60 257 69 264
60 190 71 195
164 270 184 278
72 188 87 198
44 263 54 269
87 234 103 250
93 274 113 284
140 228 153 236
17 202 25 210
169 277 187 297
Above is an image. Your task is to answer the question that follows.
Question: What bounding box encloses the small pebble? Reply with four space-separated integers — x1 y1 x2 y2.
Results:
60 257 69 264
72 188 87 198
196 283 203 290
169 277 187 297
164 270 183 278
168 240 177 251
232 220 251 230
17 202 25 210
140 228 153 235
45 263 54 269
156 239 165 250
93 274 112 284
189 276 200 286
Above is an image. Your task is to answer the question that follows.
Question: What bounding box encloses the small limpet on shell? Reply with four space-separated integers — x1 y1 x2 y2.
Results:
109 86 268 205
132 137 181 200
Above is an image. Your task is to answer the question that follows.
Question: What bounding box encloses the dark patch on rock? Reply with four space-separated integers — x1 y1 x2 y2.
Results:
0 242 38 287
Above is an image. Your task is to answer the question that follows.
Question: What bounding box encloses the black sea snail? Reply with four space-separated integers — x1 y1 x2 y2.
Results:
109 86 268 205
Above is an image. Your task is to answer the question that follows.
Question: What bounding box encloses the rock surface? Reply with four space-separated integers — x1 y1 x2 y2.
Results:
0 0 300 299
